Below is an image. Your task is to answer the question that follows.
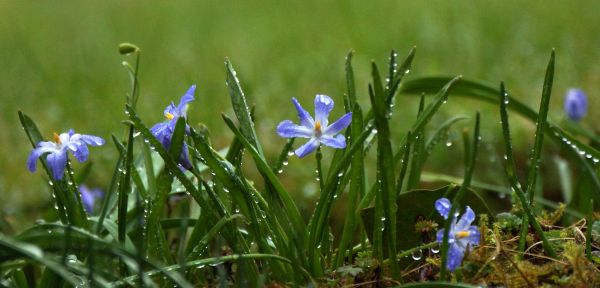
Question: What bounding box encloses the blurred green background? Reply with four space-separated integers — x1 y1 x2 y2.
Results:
1 1 599 219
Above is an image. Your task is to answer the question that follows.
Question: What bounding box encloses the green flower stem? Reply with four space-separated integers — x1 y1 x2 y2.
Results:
316 146 325 191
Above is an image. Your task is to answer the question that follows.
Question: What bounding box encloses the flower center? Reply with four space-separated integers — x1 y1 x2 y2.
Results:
455 230 470 239
53 132 61 144
165 112 175 120
314 120 322 136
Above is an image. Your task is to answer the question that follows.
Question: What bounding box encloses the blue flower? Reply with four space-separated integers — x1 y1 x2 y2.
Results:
434 197 480 271
277 94 352 157
27 129 105 180
150 85 196 169
564 88 587 121
79 185 103 214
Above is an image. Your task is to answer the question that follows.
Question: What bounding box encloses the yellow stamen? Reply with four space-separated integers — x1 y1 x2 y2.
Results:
53 132 61 144
455 230 470 239
166 113 175 120
314 120 322 132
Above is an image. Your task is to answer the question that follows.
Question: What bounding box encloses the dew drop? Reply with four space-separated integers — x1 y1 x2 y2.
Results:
445 141 453 147
411 249 423 260
430 245 440 254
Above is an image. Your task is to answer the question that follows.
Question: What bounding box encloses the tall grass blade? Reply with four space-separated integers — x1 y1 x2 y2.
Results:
225 58 264 157
368 62 399 278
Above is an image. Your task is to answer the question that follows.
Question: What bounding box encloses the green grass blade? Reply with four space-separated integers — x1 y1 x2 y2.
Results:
399 77 600 161
0 236 83 287
221 114 306 238
117 127 134 246
94 139 124 234
146 117 186 264
225 58 264 157
113 254 293 287
344 50 356 111
307 122 373 275
271 138 295 174
424 116 469 162
368 62 399 278
525 50 554 202
334 105 364 268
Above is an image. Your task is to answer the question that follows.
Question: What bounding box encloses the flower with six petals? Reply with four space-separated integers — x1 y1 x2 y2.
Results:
277 94 352 157
434 197 480 271
27 129 105 180
150 85 196 169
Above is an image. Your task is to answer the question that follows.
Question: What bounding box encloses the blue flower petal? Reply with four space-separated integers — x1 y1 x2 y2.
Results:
295 138 319 158
320 134 346 148
436 228 446 243
177 85 196 112
179 142 193 170
277 120 313 138
71 142 89 162
435 198 452 219
456 206 476 230
164 102 178 117
79 185 95 213
466 226 481 245
47 149 67 180
446 243 466 271
324 112 352 135
80 135 105 146
314 94 334 125
151 122 172 147
291 98 314 128
27 143 55 172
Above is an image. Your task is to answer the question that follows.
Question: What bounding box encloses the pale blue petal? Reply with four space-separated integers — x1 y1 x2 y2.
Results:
164 102 177 117
177 85 196 112
79 185 95 213
466 226 481 245
314 94 334 125
27 143 56 172
294 138 319 158
71 142 89 162
277 120 313 138
436 228 446 243
47 149 67 180
456 206 476 230
446 243 465 271
292 98 314 128
179 142 193 170
435 198 452 219
324 112 352 135
80 135 105 146
320 134 346 149
151 122 172 147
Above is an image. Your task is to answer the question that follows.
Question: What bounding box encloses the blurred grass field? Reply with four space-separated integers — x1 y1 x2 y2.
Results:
1 1 599 217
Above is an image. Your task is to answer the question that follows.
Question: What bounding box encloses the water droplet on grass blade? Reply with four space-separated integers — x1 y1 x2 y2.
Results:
411 249 423 260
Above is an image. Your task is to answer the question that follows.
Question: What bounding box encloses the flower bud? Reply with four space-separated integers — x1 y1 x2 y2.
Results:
118 43 139 55
564 88 587 121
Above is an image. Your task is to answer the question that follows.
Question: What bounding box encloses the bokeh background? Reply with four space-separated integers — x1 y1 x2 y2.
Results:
1 1 599 221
